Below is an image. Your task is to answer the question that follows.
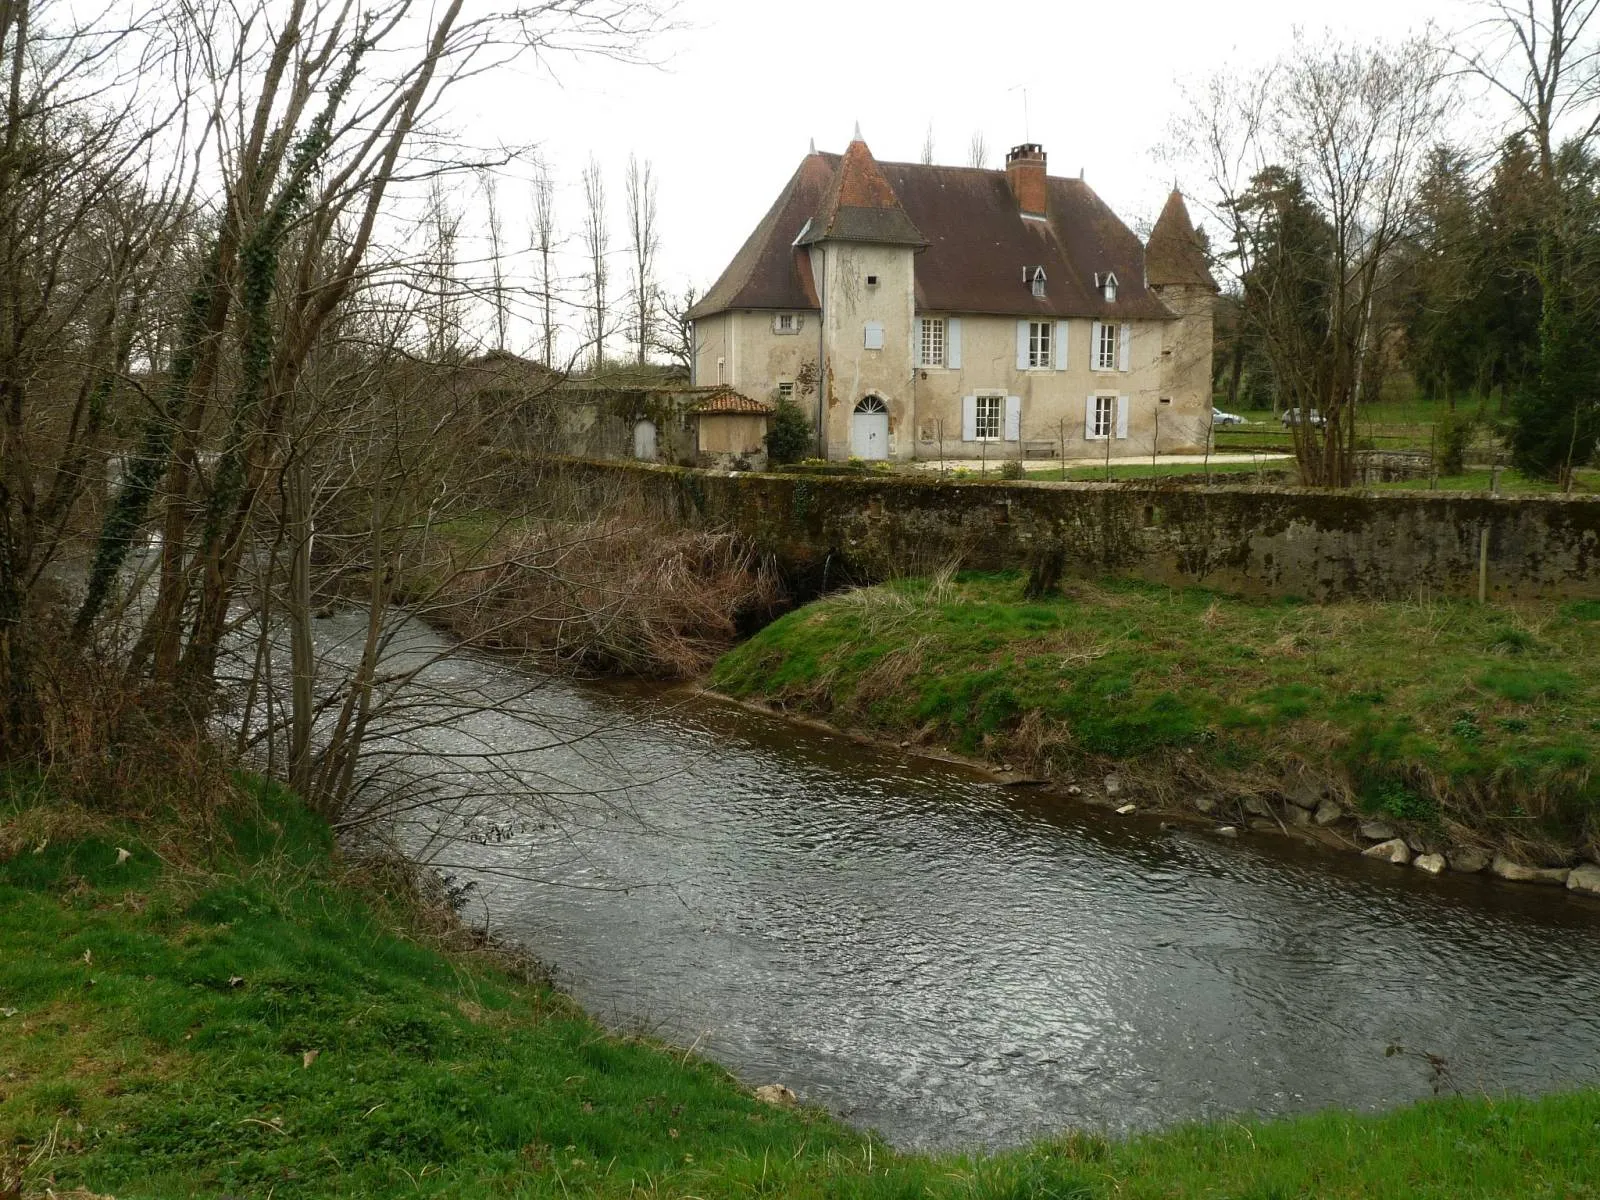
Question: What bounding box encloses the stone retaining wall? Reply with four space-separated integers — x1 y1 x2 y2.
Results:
543 459 1600 601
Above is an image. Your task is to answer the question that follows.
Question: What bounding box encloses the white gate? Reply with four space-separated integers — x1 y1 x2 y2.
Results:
850 395 889 460
633 418 657 461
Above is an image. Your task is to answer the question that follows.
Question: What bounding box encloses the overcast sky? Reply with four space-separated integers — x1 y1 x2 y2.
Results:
440 0 1500 360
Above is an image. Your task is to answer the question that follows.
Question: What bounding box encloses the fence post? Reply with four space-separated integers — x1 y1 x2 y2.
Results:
1478 527 1490 605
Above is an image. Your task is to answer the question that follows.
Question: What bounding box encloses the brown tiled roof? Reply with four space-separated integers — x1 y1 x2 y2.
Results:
796 138 926 248
1145 191 1218 291
687 387 772 415
687 157 831 321
690 144 1178 322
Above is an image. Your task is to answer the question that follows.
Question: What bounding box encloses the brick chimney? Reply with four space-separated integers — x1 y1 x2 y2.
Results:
1006 143 1048 217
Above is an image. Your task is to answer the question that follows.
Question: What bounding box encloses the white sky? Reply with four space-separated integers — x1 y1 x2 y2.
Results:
440 0 1498 360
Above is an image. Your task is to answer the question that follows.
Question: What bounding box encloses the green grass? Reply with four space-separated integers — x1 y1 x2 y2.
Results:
7 781 1600 1197
1365 468 1600 494
1215 395 1503 455
710 574 1600 853
1019 460 1283 483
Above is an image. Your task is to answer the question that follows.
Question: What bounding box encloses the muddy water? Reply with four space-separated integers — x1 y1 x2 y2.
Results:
326 615 1600 1151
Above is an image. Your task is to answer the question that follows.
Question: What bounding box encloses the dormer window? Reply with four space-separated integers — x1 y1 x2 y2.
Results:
1024 265 1047 298
1096 271 1119 302
772 312 802 335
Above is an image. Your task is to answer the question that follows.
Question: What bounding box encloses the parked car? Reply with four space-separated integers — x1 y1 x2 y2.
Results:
1212 408 1244 426
1280 407 1327 428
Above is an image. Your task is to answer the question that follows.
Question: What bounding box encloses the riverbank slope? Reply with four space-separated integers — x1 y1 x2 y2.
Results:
5 780 1600 1197
710 572 1600 875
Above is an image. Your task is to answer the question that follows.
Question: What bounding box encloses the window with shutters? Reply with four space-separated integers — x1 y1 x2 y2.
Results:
1091 394 1116 439
1095 322 1119 371
920 318 945 367
777 381 794 401
776 313 795 333
974 394 1002 441
1028 321 1053 368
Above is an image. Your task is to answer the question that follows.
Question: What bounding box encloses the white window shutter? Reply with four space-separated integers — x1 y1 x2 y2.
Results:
1116 395 1130 439
1005 396 1021 441
913 321 924 367
1016 320 1030 371
864 321 884 350
1054 320 1069 370
947 318 962 369
1085 394 1098 440
1091 322 1104 369
1119 323 1132 372
962 396 978 441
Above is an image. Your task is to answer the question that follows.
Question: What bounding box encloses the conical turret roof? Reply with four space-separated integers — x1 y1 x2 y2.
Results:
1145 191 1216 290
797 135 926 248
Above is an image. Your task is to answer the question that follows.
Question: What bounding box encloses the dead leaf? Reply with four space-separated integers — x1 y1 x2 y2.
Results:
114 847 131 865
302 1049 319 1069
82 950 93 965
31 838 46 854
227 975 244 988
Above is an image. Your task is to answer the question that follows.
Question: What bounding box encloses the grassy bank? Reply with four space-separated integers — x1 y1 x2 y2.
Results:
711 573 1600 864
5 783 1600 1196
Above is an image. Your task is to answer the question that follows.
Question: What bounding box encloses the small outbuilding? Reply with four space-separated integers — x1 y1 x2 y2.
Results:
687 387 772 470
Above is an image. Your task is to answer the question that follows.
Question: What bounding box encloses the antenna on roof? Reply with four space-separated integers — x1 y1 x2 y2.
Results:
853 120 862 142
809 137 816 154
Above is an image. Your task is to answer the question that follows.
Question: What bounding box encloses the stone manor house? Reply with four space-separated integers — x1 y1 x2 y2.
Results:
687 133 1218 462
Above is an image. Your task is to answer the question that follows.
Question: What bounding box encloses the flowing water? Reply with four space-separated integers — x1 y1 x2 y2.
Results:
318 613 1600 1151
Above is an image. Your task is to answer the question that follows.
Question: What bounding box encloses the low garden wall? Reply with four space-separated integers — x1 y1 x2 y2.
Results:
547 459 1600 601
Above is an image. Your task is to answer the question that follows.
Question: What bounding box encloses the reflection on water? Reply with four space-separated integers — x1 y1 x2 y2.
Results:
318 613 1600 1151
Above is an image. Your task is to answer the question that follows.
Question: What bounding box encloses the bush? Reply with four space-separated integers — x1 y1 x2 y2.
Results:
998 458 1026 480
1435 412 1476 476
765 399 813 465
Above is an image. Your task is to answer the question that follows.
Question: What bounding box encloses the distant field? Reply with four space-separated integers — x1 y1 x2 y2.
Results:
1215 397 1506 456
1022 460 1281 483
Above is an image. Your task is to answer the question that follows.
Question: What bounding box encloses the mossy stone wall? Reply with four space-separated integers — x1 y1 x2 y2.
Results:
551 460 1600 601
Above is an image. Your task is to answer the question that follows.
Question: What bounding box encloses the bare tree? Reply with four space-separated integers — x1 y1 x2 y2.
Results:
1459 1 1600 180
1456 1 1600 480
72 0 666 700
530 157 559 366
0 0 195 753
424 176 465 361
922 123 936 165
581 155 609 371
624 153 659 365
479 167 508 352
652 284 699 374
1181 33 1452 486
968 130 989 169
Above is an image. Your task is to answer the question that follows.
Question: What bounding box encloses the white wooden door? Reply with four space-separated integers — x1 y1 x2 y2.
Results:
633 418 657 460
850 397 889 460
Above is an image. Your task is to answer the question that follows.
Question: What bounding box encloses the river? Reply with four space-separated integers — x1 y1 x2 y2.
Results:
314 611 1600 1152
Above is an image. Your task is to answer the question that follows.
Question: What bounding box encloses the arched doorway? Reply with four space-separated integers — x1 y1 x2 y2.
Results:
850 395 889 460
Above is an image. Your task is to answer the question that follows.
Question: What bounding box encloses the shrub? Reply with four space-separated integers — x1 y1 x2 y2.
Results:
765 399 813 465
998 458 1026 480
1435 412 1476 476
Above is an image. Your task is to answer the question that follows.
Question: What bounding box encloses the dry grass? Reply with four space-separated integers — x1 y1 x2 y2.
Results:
432 517 783 679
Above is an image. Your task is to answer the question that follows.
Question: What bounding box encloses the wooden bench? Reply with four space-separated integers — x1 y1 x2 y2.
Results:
1023 440 1059 460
